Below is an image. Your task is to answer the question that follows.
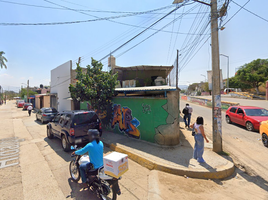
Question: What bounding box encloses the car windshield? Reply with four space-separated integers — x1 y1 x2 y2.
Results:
73 112 98 125
44 108 57 113
244 109 268 116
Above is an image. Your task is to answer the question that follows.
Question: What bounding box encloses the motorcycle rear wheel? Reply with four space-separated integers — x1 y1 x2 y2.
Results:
69 160 80 182
91 181 117 200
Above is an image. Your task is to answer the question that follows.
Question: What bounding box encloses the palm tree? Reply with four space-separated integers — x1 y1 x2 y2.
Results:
0 51 8 69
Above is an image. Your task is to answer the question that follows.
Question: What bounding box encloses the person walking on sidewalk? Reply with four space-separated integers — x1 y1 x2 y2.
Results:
182 103 193 128
190 116 209 163
27 105 33 116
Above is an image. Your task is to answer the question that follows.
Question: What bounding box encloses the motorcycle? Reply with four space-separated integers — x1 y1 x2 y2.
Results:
69 149 121 200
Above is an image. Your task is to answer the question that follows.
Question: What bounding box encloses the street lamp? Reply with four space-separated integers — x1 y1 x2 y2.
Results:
220 54 229 88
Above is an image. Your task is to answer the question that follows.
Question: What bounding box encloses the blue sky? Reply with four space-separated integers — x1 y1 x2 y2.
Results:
0 0 267 92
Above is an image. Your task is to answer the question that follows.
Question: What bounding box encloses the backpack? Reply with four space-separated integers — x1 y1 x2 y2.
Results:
182 107 189 115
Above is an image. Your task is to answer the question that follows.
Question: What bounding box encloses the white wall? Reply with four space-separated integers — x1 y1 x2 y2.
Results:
50 61 72 112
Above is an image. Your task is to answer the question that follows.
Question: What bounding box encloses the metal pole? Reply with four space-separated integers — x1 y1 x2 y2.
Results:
220 54 229 89
27 80 29 103
176 49 179 89
227 56 229 88
211 0 222 152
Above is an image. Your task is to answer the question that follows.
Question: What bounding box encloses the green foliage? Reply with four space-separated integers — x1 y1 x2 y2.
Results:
20 88 37 99
232 59 268 94
188 83 199 92
69 58 118 111
0 51 8 69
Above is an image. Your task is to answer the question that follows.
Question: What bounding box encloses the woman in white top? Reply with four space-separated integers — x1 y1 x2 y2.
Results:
190 116 209 163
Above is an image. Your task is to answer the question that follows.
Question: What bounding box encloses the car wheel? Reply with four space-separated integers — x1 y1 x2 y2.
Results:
246 121 254 131
36 115 38 121
47 127 54 139
262 133 268 147
226 115 232 124
61 135 71 152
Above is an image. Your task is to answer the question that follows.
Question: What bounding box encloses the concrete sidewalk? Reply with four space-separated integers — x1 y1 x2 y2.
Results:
101 126 235 179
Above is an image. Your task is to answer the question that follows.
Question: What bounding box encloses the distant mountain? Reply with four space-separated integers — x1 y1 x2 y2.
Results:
178 85 188 90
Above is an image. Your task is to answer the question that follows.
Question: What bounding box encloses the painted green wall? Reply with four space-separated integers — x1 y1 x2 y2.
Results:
80 97 169 143
110 97 168 143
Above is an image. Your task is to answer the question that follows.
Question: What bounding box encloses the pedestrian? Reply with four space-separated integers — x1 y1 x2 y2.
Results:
27 105 33 116
190 116 209 163
182 103 193 128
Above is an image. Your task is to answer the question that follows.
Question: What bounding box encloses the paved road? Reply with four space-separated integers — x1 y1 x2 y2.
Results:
1 100 268 200
200 95 268 109
0 101 152 200
180 96 268 183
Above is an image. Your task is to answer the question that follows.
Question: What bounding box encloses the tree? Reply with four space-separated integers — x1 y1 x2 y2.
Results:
20 88 37 99
234 59 268 94
69 58 118 111
0 51 8 69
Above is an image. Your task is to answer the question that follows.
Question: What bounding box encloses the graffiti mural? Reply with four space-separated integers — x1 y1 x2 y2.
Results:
111 104 141 139
142 103 151 114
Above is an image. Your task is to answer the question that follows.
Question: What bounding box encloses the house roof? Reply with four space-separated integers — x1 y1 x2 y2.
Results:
115 85 177 92
114 65 173 74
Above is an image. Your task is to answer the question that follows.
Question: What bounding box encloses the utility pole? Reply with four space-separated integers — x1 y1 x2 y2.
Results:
173 0 222 152
27 80 29 103
176 50 179 89
211 0 222 152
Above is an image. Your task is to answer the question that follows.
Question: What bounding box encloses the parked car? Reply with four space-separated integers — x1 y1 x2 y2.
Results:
46 110 102 152
36 107 58 124
260 120 268 147
23 103 33 110
17 100 25 108
225 106 268 131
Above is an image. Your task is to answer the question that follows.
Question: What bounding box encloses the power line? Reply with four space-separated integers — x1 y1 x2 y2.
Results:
0 2 176 26
0 0 175 14
114 4 200 62
231 0 268 23
222 0 250 27
98 3 187 62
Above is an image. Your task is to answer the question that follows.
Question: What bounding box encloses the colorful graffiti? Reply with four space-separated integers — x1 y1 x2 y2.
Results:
86 102 107 119
111 104 141 139
142 103 151 114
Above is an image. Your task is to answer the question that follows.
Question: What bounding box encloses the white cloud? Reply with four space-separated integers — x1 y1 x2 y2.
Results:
0 73 14 79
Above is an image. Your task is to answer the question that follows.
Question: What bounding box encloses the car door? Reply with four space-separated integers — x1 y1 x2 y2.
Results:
36 109 42 120
51 114 62 137
228 107 238 123
58 114 66 134
236 108 245 125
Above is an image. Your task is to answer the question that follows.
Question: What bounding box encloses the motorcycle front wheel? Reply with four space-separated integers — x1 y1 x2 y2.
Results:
69 160 80 182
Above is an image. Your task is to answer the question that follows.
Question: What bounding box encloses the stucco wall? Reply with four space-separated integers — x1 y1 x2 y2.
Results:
43 96 50 108
50 61 72 112
35 97 40 109
80 90 180 146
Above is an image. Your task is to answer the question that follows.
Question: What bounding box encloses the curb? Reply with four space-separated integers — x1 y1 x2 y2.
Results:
103 142 235 180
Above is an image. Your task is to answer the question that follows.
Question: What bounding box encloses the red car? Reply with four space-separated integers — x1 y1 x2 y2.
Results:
17 100 25 108
226 106 268 131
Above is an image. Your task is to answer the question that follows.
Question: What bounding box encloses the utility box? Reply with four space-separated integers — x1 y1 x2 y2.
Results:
103 152 128 178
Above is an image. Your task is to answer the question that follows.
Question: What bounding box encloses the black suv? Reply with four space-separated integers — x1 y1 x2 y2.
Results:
46 110 102 151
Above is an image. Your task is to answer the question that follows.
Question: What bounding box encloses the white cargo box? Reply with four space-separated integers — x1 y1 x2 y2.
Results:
103 152 128 178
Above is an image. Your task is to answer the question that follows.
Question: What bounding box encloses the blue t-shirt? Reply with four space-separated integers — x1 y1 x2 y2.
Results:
75 140 104 169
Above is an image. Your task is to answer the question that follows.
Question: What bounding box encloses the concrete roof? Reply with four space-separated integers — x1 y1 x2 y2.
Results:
115 85 177 92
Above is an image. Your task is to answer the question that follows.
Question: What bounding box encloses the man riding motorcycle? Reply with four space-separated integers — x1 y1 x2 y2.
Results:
71 129 103 188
